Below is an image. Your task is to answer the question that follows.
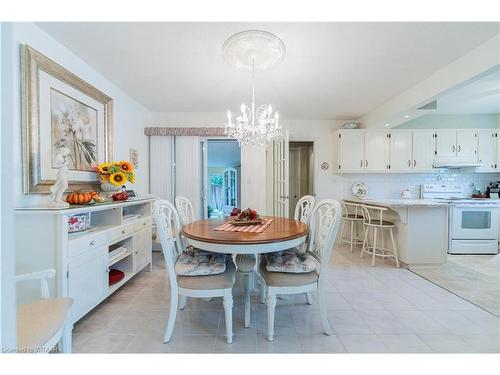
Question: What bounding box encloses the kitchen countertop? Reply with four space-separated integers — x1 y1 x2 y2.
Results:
343 198 450 208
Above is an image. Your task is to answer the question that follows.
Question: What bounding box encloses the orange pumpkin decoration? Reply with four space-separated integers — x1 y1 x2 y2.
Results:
66 192 94 205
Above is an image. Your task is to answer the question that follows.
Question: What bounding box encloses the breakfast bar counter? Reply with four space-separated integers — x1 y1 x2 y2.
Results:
343 198 449 267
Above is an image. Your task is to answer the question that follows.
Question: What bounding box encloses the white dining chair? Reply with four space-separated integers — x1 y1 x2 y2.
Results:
175 196 195 225
294 195 316 225
154 199 235 344
258 195 316 304
16 269 73 353
260 199 342 341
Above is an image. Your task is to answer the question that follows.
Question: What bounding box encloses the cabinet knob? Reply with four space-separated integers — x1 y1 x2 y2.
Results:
143 222 146 226
458 145 461 152
360 160 363 167
407 160 411 167
452 145 456 152
89 240 95 246
122 230 126 234
365 160 368 167
413 160 416 167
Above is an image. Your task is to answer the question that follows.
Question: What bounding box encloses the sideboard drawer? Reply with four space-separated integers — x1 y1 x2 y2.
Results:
68 231 108 258
134 216 152 232
109 223 134 243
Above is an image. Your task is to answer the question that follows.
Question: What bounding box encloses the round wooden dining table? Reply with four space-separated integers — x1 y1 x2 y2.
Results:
182 216 309 327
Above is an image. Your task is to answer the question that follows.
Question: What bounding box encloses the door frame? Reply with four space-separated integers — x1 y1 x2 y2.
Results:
288 136 317 197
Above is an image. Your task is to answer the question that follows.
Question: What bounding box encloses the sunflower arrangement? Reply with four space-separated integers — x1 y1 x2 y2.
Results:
96 161 135 186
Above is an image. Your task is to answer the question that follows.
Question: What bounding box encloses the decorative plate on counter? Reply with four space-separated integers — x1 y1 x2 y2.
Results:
352 182 368 198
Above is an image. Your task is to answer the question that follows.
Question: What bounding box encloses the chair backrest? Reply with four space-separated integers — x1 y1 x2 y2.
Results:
294 195 316 224
154 200 184 289
307 199 342 277
175 196 195 225
359 204 387 225
341 200 363 219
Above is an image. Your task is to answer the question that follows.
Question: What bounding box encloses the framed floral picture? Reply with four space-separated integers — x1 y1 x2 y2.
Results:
21 44 113 194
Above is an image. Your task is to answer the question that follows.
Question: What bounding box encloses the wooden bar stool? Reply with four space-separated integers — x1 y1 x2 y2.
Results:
359 205 400 267
338 201 365 252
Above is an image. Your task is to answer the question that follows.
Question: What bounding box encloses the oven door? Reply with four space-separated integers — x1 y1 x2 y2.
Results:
451 205 499 240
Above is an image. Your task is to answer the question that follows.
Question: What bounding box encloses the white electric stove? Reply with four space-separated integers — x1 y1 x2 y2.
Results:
421 184 500 255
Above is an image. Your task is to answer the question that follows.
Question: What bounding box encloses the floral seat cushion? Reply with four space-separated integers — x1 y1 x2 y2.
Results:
265 249 319 273
175 246 226 276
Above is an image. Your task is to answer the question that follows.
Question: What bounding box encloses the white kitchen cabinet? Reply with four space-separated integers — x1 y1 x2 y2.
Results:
68 246 107 322
134 228 153 273
477 130 498 171
390 131 413 171
412 131 436 171
337 130 365 172
456 130 477 159
435 131 457 158
365 131 390 171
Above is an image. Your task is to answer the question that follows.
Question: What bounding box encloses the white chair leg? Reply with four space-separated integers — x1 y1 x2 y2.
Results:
372 227 378 267
60 324 73 353
179 295 187 310
260 279 266 304
305 292 313 305
266 292 277 342
244 273 251 328
389 228 400 268
223 290 233 344
318 286 332 336
360 226 369 259
349 220 355 252
164 291 178 343
338 218 345 246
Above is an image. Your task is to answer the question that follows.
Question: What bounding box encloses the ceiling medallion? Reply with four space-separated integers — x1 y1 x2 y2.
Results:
223 30 286 146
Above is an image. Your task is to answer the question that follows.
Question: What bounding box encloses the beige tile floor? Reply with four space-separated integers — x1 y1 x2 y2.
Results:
410 253 500 317
73 246 500 353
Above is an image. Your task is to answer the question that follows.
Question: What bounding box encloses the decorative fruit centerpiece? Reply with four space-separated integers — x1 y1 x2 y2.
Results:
66 191 106 205
230 208 262 225
95 161 135 192
112 191 129 201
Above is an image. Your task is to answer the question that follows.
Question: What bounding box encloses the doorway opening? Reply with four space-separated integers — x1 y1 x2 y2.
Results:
203 139 241 219
289 141 314 218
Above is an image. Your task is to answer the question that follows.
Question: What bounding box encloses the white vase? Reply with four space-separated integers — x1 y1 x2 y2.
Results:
100 181 121 192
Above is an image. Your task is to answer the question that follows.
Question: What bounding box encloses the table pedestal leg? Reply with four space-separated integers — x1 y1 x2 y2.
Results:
235 254 256 328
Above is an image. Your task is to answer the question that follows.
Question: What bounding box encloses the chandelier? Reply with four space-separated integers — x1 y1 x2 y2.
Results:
222 30 286 146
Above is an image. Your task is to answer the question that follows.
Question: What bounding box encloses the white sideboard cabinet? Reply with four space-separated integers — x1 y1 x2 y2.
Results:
15 196 155 324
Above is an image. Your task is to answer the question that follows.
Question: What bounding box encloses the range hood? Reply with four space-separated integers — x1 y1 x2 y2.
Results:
433 157 482 169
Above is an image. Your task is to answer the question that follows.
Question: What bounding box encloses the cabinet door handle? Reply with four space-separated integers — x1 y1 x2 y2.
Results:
452 145 456 153
89 240 95 246
143 222 147 226
458 145 461 152
365 160 368 167
122 230 126 234
408 160 411 167
413 160 416 167
360 160 363 168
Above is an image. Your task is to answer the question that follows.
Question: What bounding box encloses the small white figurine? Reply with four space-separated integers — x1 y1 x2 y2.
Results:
48 147 71 208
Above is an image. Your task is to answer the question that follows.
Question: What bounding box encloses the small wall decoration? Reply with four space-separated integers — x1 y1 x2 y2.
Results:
320 162 329 171
129 148 139 169
21 44 113 194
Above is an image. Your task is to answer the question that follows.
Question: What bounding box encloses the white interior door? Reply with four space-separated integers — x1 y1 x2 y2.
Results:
223 167 238 208
272 130 289 218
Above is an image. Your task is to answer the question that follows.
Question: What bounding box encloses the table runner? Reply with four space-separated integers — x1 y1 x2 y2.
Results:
214 218 274 233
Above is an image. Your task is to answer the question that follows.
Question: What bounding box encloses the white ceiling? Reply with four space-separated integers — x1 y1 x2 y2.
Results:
37 22 500 120
431 66 500 114
207 140 240 167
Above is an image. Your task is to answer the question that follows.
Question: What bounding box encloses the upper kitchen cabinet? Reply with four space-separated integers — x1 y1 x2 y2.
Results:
434 130 458 158
335 130 365 172
389 131 413 171
477 130 498 171
412 131 436 171
364 131 391 171
456 130 477 159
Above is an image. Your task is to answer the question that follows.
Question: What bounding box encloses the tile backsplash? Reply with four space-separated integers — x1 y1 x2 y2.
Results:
337 170 500 199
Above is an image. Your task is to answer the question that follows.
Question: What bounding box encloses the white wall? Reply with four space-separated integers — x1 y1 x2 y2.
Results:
397 114 500 129
0 21 17 350
3 22 151 208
